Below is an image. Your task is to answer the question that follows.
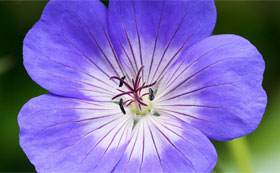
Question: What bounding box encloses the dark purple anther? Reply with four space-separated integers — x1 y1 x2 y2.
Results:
149 88 154 101
119 98 126 114
119 76 126 87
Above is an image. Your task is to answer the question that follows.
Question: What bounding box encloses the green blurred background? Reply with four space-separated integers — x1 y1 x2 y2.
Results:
0 0 279 172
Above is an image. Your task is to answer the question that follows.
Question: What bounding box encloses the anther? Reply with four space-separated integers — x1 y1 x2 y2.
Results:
119 98 126 114
119 76 126 87
149 88 155 101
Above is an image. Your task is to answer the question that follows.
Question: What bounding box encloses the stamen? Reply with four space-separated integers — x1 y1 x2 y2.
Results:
141 93 149 97
135 81 157 93
110 76 133 91
134 66 144 89
119 76 126 87
112 90 134 100
119 98 126 114
149 88 154 101
123 99 133 106
111 66 157 111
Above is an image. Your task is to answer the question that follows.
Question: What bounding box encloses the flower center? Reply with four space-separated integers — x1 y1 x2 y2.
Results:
129 94 153 116
110 67 157 116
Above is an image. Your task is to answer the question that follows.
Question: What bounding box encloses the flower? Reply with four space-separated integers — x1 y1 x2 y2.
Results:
18 0 267 172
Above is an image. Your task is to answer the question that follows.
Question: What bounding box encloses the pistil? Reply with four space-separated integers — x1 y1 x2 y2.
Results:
110 67 157 114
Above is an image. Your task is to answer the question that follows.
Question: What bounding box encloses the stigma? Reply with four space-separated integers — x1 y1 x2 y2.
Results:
110 67 156 116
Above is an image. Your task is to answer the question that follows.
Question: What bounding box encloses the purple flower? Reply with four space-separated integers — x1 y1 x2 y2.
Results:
18 0 267 172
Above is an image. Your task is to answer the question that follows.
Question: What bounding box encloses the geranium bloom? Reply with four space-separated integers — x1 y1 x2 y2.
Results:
18 0 267 172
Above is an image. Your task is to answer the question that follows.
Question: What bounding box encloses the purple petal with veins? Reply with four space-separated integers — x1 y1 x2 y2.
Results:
19 0 266 172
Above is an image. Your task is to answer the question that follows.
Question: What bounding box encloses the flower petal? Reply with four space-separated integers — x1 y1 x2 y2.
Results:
18 94 133 172
112 115 217 172
23 1 124 101
156 34 267 141
108 0 216 83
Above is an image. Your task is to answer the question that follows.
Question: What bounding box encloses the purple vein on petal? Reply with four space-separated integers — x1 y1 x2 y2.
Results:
150 9 188 83
155 18 205 84
52 115 122 153
158 109 216 124
147 2 165 83
162 43 242 91
45 55 116 90
38 117 120 153
61 35 114 82
86 27 120 77
114 117 132 156
163 112 193 127
109 119 133 173
156 119 211 168
49 74 115 94
132 2 144 82
99 22 127 78
33 108 118 115
139 118 145 173
161 82 235 101
62 97 116 106
161 57 241 98
93 117 131 171
124 120 141 173
157 104 232 111
78 116 125 166
68 88 115 96
156 118 184 131
124 27 139 73
94 7 127 75
37 112 120 132
118 38 137 77
118 2 139 72
74 12 123 78
149 119 195 171
92 8 128 79
147 120 165 172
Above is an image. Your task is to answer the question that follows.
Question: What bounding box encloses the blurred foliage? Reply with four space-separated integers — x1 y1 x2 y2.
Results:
0 0 279 172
